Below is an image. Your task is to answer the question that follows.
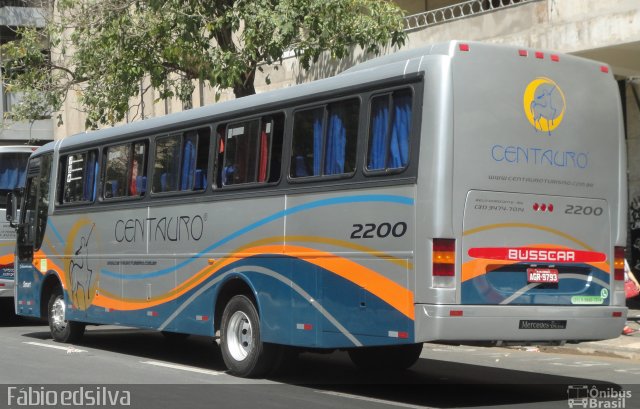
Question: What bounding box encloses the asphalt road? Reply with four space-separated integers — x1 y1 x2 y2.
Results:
1 301 639 409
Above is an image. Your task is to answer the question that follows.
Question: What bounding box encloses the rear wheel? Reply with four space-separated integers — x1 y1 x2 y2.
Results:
220 295 278 378
48 288 85 343
348 343 423 371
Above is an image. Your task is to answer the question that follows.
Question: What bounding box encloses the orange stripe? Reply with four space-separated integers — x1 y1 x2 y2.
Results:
92 244 415 320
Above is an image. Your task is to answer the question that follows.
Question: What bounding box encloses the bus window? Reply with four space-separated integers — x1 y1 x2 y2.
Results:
290 98 359 179
152 127 210 193
366 89 412 171
221 116 280 187
104 142 147 199
59 150 99 204
0 151 30 209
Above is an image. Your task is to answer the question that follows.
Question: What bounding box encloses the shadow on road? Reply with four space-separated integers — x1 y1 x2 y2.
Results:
16 324 626 408
0 298 45 327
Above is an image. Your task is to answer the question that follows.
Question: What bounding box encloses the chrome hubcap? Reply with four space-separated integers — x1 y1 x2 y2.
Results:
226 311 253 361
50 297 67 333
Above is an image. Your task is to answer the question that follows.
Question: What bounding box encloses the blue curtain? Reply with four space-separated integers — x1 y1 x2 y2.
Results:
312 111 323 176
181 139 195 190
368 97 389 170
83 153 96 201
0 157 21 190
325 112 346 175
389 94 411 168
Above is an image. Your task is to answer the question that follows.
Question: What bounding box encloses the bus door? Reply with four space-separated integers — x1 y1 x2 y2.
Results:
15 154 52 317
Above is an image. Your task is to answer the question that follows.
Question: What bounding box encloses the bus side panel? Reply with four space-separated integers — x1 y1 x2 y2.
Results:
284 186 416 347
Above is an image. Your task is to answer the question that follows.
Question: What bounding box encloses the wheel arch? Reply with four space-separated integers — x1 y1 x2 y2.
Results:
213 275 259 334
40 273 63 319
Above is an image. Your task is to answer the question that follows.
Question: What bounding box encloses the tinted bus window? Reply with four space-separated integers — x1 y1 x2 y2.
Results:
104 142 147 199
219 116 281 187
152 127 210 193
367 89 412 171
60 151 98 204
290 99 359 178
0 152 30 209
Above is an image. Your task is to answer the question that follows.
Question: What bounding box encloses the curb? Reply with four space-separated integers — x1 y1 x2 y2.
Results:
538 340 640 361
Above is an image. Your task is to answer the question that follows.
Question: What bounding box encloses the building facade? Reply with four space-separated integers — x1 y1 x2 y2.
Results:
0 0 52 145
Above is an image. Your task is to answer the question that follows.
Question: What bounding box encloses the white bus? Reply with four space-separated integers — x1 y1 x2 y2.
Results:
8 42 627 377
1 145 37 299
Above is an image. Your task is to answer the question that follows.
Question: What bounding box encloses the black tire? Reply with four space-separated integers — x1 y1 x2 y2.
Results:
219 295 278 378
348 343 423 371
48 288 85 343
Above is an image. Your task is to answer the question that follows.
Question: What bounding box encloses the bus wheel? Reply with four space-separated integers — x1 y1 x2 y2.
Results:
220 295 277 378
348 343 423 371
48 288 85 343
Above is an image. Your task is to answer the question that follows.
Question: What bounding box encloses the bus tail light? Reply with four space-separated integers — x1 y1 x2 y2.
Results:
614 247 625 281
433 239 456 288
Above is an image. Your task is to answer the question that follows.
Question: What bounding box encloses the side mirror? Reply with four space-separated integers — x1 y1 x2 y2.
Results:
5 189 20 228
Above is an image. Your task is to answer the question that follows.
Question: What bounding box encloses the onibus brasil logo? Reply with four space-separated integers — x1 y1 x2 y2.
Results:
524 77 566 135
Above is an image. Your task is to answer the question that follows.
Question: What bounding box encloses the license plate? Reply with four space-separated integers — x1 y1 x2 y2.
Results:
527 268 559 283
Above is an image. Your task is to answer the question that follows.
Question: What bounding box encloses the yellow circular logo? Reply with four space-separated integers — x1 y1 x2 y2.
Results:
523 77 566 135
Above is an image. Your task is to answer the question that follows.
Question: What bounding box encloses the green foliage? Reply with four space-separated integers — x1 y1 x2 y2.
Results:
1 0 406 129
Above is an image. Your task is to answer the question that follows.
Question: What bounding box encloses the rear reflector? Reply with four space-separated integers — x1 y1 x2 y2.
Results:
535 51 544 59
614 247 625 281
612 311 623 318
0 283 4 287
551 54 559 62
433 239 455 277
600 66 609 73
450 310 464 317
459 43 470 52
518 49 528 57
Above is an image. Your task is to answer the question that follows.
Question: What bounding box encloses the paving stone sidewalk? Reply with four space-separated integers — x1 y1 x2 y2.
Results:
538 309 640 360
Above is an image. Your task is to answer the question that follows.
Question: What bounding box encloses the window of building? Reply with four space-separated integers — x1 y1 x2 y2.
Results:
290 99 359 179
366 89 412 172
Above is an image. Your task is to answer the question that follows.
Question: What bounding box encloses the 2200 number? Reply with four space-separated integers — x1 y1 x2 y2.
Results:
564 205 603 216
350 222 407 239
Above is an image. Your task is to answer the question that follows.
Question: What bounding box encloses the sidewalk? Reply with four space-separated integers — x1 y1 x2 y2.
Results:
538 309 640 360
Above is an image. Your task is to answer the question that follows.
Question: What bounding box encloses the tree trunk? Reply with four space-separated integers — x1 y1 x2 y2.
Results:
233 68 257 98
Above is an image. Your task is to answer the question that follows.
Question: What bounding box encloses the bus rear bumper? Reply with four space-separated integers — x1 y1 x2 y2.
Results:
414 304 627 344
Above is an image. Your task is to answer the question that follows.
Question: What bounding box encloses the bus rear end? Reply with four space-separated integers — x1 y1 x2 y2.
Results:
417 42 627 344
0 147 35 300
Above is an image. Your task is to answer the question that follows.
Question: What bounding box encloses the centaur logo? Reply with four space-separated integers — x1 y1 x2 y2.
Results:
468 247 607 263
524 77 566 135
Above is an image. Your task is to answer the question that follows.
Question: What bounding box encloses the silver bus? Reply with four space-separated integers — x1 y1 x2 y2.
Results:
1 145 37 299
8 41 627 377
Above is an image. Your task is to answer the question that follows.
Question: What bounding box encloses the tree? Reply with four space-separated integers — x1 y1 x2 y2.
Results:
2 0 406 129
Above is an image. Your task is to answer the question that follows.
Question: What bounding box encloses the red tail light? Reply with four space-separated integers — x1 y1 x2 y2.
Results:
614 247 625 281
433 239 455 277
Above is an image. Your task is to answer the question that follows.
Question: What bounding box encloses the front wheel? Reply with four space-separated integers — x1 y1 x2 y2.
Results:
219 295 278 378
48 289 85 343
348 343 423 371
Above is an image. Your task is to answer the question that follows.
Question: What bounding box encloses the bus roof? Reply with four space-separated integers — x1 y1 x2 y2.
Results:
34 40 611 156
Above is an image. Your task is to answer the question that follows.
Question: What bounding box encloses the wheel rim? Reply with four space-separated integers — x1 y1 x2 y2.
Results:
50 297 67 333
226 310 253 361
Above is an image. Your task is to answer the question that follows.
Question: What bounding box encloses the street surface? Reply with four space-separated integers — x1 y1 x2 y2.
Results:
1 301 639 409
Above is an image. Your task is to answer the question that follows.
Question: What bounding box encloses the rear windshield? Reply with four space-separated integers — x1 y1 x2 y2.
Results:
0 152 31 209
